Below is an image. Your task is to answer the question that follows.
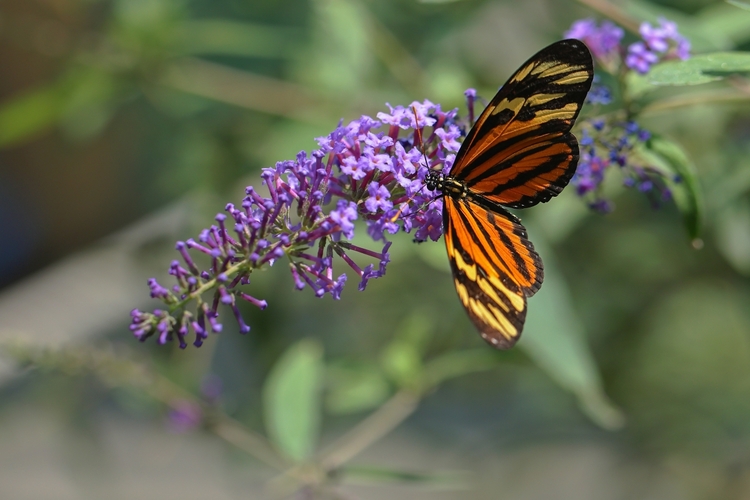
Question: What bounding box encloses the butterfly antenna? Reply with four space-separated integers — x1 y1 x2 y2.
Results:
412 105 432 173
388 106 433 222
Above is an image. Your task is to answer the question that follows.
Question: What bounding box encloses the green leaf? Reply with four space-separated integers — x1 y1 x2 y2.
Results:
624 70 657 100
726 0 750 11
643 135 704 243
715 199 750 275
0 68 124 148
647 52 750 86
325 361 390 415
422 349 499 389
0 85 63 147
379 312 432 388
177 20 298 58
519 228 624 430
303 0 372 93
59 69 120 140
380 338 423 389
263 339 324 462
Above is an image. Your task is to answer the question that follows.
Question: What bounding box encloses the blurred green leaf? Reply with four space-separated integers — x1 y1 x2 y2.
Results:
263 339 324 462
643 135 704 242
526 190 591 244
381 343 421 389
625 71 657 100
647 52 750 86
422 349 499 389
715 199 750 275
415 237 451 273
325 360 390 414
0 68 124 147
342 465 469 488
519 228 624 430
726 0 750 10
59 70 121 140
379 312 436 388
380 339 422 388
0 85 63 147
697 3 750 49
177 20 298 58
301 0 372 93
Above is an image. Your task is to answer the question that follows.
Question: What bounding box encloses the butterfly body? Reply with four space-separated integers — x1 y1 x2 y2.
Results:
434 39 593 349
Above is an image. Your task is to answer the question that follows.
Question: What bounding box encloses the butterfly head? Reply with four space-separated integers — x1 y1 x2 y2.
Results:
426 169 469 200
425 170 444 192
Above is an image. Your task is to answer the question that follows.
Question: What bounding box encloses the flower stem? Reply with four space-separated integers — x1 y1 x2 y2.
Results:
318 389 420 471
168 260 250 313
573 0 641 33
642 89 750 115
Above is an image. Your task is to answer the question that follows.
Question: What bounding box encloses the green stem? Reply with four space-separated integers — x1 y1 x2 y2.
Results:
168 260 251 313
641 90 750 115
572 0 642 33
318 389 420 471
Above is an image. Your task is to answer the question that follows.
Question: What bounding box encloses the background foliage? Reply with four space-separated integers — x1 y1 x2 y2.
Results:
1 0 750 498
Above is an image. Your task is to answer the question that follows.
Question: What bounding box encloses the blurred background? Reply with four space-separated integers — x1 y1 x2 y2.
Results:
1 0 750 498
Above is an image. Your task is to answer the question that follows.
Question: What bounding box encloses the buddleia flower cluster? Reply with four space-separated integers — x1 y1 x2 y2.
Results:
131 98 470 347
573 119 675 212
565 17 690 75
565 17 691 211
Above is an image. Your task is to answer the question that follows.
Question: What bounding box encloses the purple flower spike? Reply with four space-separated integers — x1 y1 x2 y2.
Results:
625 18 690 73
131 92 473 347
572 118 676 213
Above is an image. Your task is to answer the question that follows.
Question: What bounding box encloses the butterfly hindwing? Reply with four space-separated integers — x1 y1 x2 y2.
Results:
443 196 543 348
452 39 593 209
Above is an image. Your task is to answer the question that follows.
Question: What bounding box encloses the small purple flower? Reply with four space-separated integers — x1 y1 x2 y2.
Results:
167 401 202 433
368 153 394 173
435 125 462 152
413 205 443 242
340 156 371 180
377 100 437 130
626 18 690 73
641 21 670 52
366 215 399 242
565 19 623 61
639 18 690 60
363 132 393 151
589 199 614 213
329 200 358 240
586 77 612 105
377 104 413 128
201 374 223 403
625 42 659 74
364 183 393 213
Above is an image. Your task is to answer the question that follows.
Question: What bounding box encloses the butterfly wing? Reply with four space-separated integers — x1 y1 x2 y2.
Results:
443 195 542 348
452 39 593 209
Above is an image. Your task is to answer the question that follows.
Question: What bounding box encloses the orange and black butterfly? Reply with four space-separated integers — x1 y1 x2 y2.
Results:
425 39 593 349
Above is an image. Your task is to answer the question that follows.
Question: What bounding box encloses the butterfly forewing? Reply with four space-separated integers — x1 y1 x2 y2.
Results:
441 39 592 348
453 39 593 209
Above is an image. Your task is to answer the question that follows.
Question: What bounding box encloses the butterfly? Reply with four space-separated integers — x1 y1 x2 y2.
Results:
424 39 593 349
